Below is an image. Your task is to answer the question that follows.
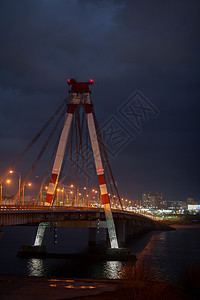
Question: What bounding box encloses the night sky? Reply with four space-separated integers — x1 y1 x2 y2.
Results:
0 0 199 202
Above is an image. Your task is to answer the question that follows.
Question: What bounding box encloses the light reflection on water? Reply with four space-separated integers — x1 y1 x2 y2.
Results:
131 228 200 282
103 261 122 279
27 258 45 277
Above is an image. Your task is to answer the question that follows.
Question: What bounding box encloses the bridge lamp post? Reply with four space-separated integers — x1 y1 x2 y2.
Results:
22 182 32 206
125 199 128 210
70 191 73 206
83 187 87 207
79 193 82 207
0 179 11 206
94 190 99 207
129 200 132 211
9 170 21 205
61 188 64 206
113 195 116 209
42 186 48 205
56 188 60 206
86 194 89 207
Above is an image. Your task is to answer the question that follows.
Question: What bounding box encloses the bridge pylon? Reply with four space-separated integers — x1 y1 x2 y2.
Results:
43 79 119 249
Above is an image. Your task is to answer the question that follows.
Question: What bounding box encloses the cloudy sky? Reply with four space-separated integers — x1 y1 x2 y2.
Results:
0 0 199 201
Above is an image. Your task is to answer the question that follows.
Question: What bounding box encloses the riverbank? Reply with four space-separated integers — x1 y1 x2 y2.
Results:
0 274 195 300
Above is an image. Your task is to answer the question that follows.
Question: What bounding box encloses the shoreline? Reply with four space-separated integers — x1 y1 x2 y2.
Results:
0 274 194 300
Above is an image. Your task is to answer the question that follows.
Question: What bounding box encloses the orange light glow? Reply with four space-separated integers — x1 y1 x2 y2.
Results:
64 285 96 289
49 279 74 282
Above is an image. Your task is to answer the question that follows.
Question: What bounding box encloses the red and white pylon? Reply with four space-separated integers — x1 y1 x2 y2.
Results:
44 79 119 249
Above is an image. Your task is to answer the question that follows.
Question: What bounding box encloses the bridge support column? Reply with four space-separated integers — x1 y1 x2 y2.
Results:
34 222 50 246
115 220 126 246
17 222 50 258
88 228 96 246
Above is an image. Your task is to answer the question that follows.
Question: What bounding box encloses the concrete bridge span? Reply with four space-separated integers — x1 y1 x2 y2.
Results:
0 208 156 246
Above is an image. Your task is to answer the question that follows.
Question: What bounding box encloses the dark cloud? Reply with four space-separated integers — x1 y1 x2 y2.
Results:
0 0 199 201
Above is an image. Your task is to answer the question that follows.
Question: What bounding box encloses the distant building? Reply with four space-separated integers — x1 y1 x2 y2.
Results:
168 200 186 210
155 192 166 209
142 191 163 208
133 199 141 207
187 195 194 205
188 204 200 211
142 191 151 207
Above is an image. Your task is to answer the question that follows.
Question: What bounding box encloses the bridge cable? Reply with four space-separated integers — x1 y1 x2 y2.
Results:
0 98 68 185
57 125 71 190
34 126 63 206
12 104 68 205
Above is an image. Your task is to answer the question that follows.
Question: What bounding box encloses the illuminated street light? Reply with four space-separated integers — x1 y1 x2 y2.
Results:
56 188 61 206
9 170 21 205
0 179 11 205
22 182 32 206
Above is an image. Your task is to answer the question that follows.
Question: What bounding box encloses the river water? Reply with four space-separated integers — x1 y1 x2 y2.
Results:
0 225 200 283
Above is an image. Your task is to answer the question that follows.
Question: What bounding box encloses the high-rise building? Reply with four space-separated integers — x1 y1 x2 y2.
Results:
142 191 151 207
142 191 163 208
155 192 165 209
187 195 194 205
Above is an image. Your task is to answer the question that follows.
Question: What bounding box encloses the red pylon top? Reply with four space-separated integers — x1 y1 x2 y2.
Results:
67 78 93 94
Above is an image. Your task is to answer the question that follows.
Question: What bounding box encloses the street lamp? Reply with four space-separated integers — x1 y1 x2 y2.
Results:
56 188 60 206
9 170 21 205
22 182 32 206
0 179 11 206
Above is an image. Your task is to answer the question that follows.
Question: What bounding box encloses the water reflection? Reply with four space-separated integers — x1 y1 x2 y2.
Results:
27 258 44 276
103 261 122 279
134 232 168 280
